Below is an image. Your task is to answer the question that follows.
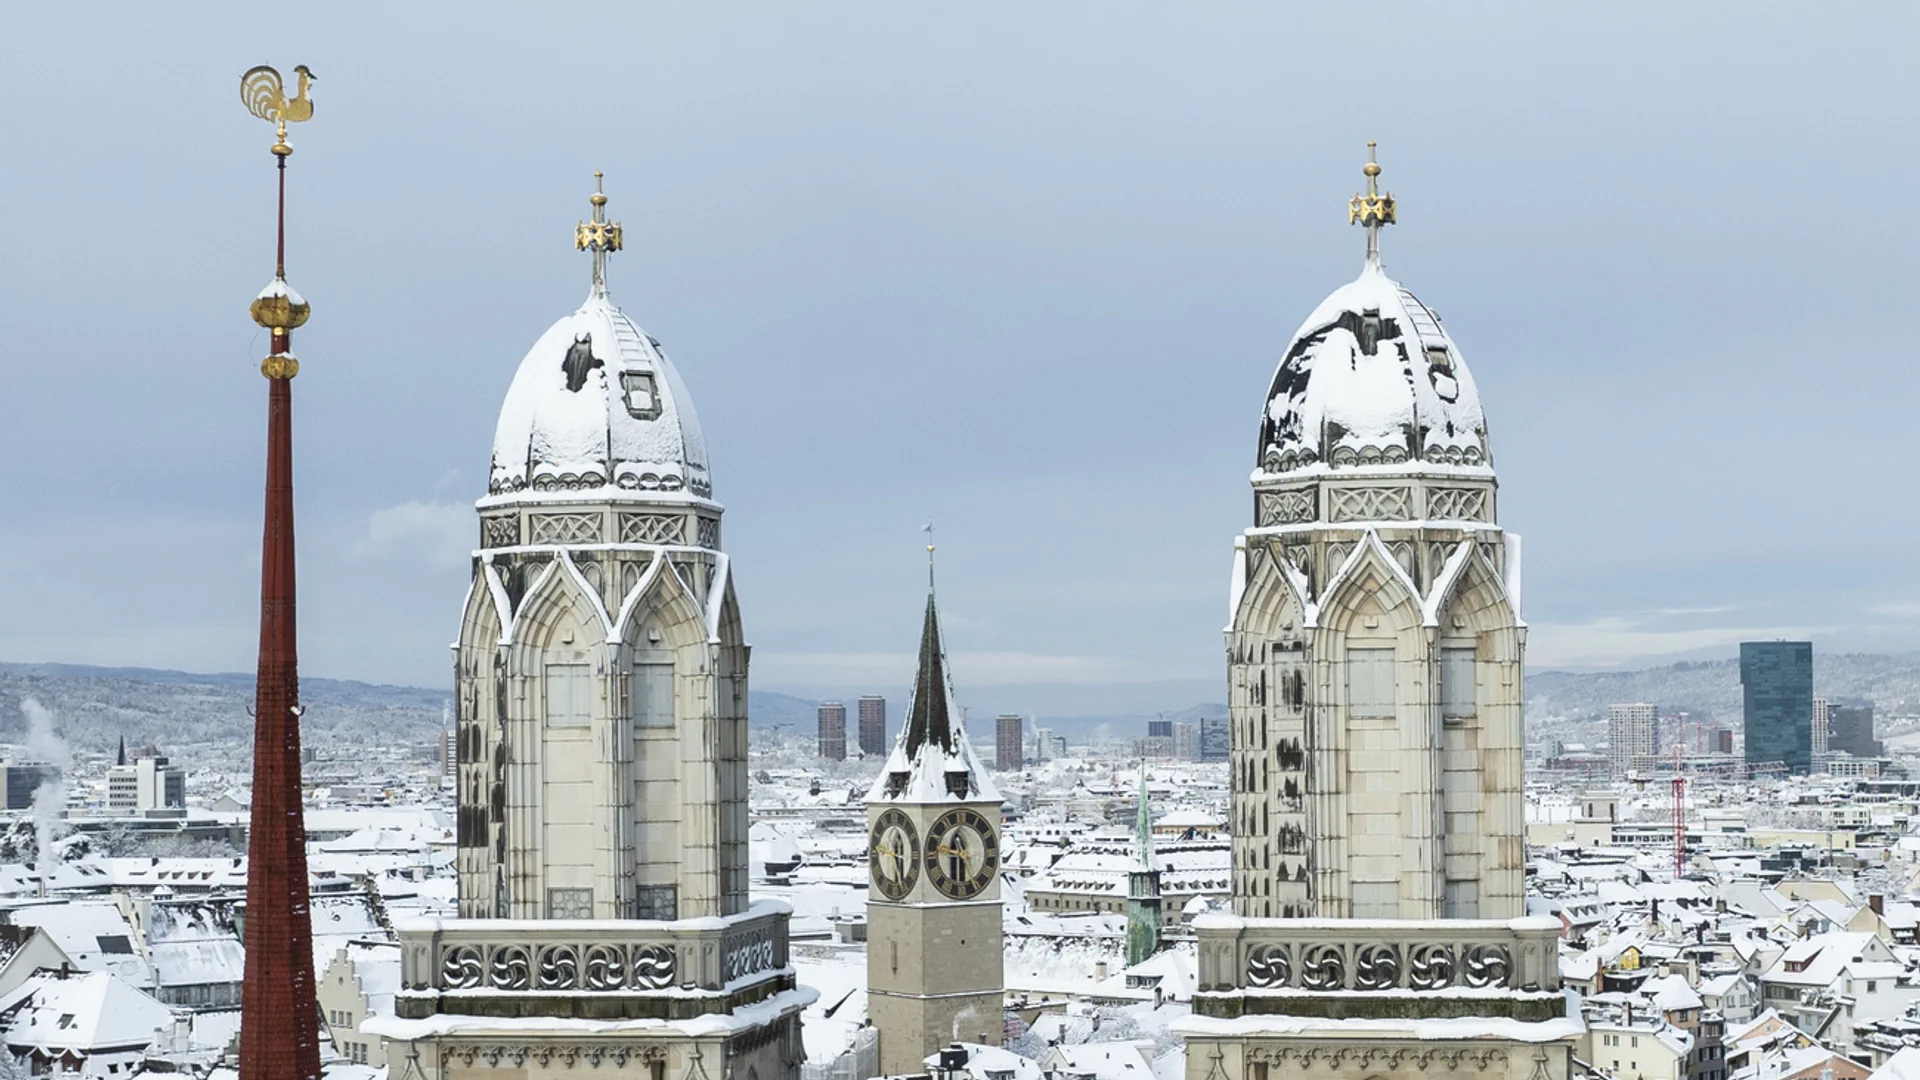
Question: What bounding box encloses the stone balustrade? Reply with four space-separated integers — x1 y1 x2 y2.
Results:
394 901 793 1021
1191 914 1563 1020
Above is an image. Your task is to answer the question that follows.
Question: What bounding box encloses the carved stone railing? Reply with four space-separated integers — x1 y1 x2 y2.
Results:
394 901 793 1021
1192 914 1564 1021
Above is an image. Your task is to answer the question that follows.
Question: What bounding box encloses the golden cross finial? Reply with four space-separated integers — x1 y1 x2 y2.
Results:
1348 140 1396 266
575 171 624 295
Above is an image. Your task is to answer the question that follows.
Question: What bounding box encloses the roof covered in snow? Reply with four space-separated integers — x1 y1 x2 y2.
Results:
866 589 1000 806
0 972 170 1051
489 284 712 505
1256 258 1488 478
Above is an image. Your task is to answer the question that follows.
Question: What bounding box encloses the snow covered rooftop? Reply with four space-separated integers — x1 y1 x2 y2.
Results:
1256 259 1489 479
489 287 712 504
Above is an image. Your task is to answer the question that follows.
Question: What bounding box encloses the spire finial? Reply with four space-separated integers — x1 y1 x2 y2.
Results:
241 64 315 380
575 171 623 296
1348 140 1396 267
923 521 936 593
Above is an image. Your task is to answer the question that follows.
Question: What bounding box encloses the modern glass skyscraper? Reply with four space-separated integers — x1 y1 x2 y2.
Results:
1741 641 1814 774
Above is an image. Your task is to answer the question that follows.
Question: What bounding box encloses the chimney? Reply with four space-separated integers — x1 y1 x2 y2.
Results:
1094 961 1108 980
1871 895 1885 916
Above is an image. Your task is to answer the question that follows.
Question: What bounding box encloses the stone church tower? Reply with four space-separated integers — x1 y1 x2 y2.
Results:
369 177 810 1080
866 578 1005 1076
1177 147 1579 1080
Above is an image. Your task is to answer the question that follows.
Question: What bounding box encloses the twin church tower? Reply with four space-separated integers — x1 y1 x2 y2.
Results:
348 145 1571 1080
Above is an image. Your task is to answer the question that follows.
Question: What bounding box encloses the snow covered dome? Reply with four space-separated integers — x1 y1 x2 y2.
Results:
1256 147 1490 479
1256 259 1488 476
488 177 711 502
488 292 710 499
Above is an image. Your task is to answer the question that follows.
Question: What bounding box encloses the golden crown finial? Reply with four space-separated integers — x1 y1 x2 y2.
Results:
575 172 623 295
1348 141 1396 265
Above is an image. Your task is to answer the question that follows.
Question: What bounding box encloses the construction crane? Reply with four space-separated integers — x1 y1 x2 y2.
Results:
1671 743 1686 879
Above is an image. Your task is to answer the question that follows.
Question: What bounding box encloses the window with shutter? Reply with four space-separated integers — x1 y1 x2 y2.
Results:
544 663 592 727
1347 648 1395 718
633 661 675 728
1441 647 1477 720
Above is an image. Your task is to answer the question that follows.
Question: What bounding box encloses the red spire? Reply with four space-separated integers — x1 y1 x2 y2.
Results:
237 65 320 1080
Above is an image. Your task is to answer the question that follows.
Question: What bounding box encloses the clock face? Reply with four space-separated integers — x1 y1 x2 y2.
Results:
869 808 920 901
924 807 999 899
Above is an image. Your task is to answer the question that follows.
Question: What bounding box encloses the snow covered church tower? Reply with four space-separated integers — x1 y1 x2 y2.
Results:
369 176 810 1080
1177 147 1578 1080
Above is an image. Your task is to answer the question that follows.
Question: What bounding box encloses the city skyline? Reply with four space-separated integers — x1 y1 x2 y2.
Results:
3 6 1919 693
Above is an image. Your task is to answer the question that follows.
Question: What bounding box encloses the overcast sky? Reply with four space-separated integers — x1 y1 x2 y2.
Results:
2 5 1917 702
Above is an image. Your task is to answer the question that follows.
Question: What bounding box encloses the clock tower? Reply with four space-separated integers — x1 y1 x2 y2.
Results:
865 581 1004 1075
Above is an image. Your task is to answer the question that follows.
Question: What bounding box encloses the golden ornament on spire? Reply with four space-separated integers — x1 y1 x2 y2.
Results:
240 64 316 157
575 172 623 294
1348 141 1396 264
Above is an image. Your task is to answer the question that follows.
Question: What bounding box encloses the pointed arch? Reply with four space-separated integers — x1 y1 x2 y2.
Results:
1428 538 1519 636
1231 541 1310 642
1316 530 1421 636
615 553 711 667
510 553 608 654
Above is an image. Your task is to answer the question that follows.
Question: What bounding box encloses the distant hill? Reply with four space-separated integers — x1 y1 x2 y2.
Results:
12 650 1920 756
1525 652 1920 724
0 664 840 752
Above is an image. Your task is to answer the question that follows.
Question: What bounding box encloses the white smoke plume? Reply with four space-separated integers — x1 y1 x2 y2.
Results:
21 699 70 870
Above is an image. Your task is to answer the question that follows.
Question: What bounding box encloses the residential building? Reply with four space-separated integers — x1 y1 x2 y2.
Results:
1610 703 1659 777
1742 642 1814 774
1812 698 1831 758
995 712 1022 771
817 701 847 761
857 695 887 756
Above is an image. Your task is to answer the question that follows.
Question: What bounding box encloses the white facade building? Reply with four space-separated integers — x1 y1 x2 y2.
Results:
106 756 185 814
367 177 809 1080
1177 146 1579 1080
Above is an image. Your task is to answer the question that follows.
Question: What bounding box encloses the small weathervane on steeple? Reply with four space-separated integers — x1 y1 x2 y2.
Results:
575 171 624 296
1348 141 1396 267
923 521 936 592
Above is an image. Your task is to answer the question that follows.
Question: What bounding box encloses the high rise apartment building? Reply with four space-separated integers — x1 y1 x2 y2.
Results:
995 712 1022 770
857 695 888 756
1741 641 1814 775
1812 697 1831 758
818 701 848 760
1607 703 1658 777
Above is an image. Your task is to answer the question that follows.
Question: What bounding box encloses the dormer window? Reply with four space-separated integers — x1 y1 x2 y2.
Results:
885 771 909 798
1426 345 1452 372
622 372 662 420
1359 309 1383 354
945 769 972 798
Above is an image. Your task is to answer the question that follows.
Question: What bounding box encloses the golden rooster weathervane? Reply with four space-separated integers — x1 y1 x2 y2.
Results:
240 64 316 157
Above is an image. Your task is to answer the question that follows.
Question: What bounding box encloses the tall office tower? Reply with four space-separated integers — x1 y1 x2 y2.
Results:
818 701 848 761
1174 722 1201 761
1178 146 1575 1080
1148 718 1174 739
1741 641 1814 774
1198 715 1229 761
369 178 807 1080
858 695 889 756
1607 703 1658 777
866 585 1003 1075
1830 704 1882 757
995 713 1023 771
1812 698 1831 758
